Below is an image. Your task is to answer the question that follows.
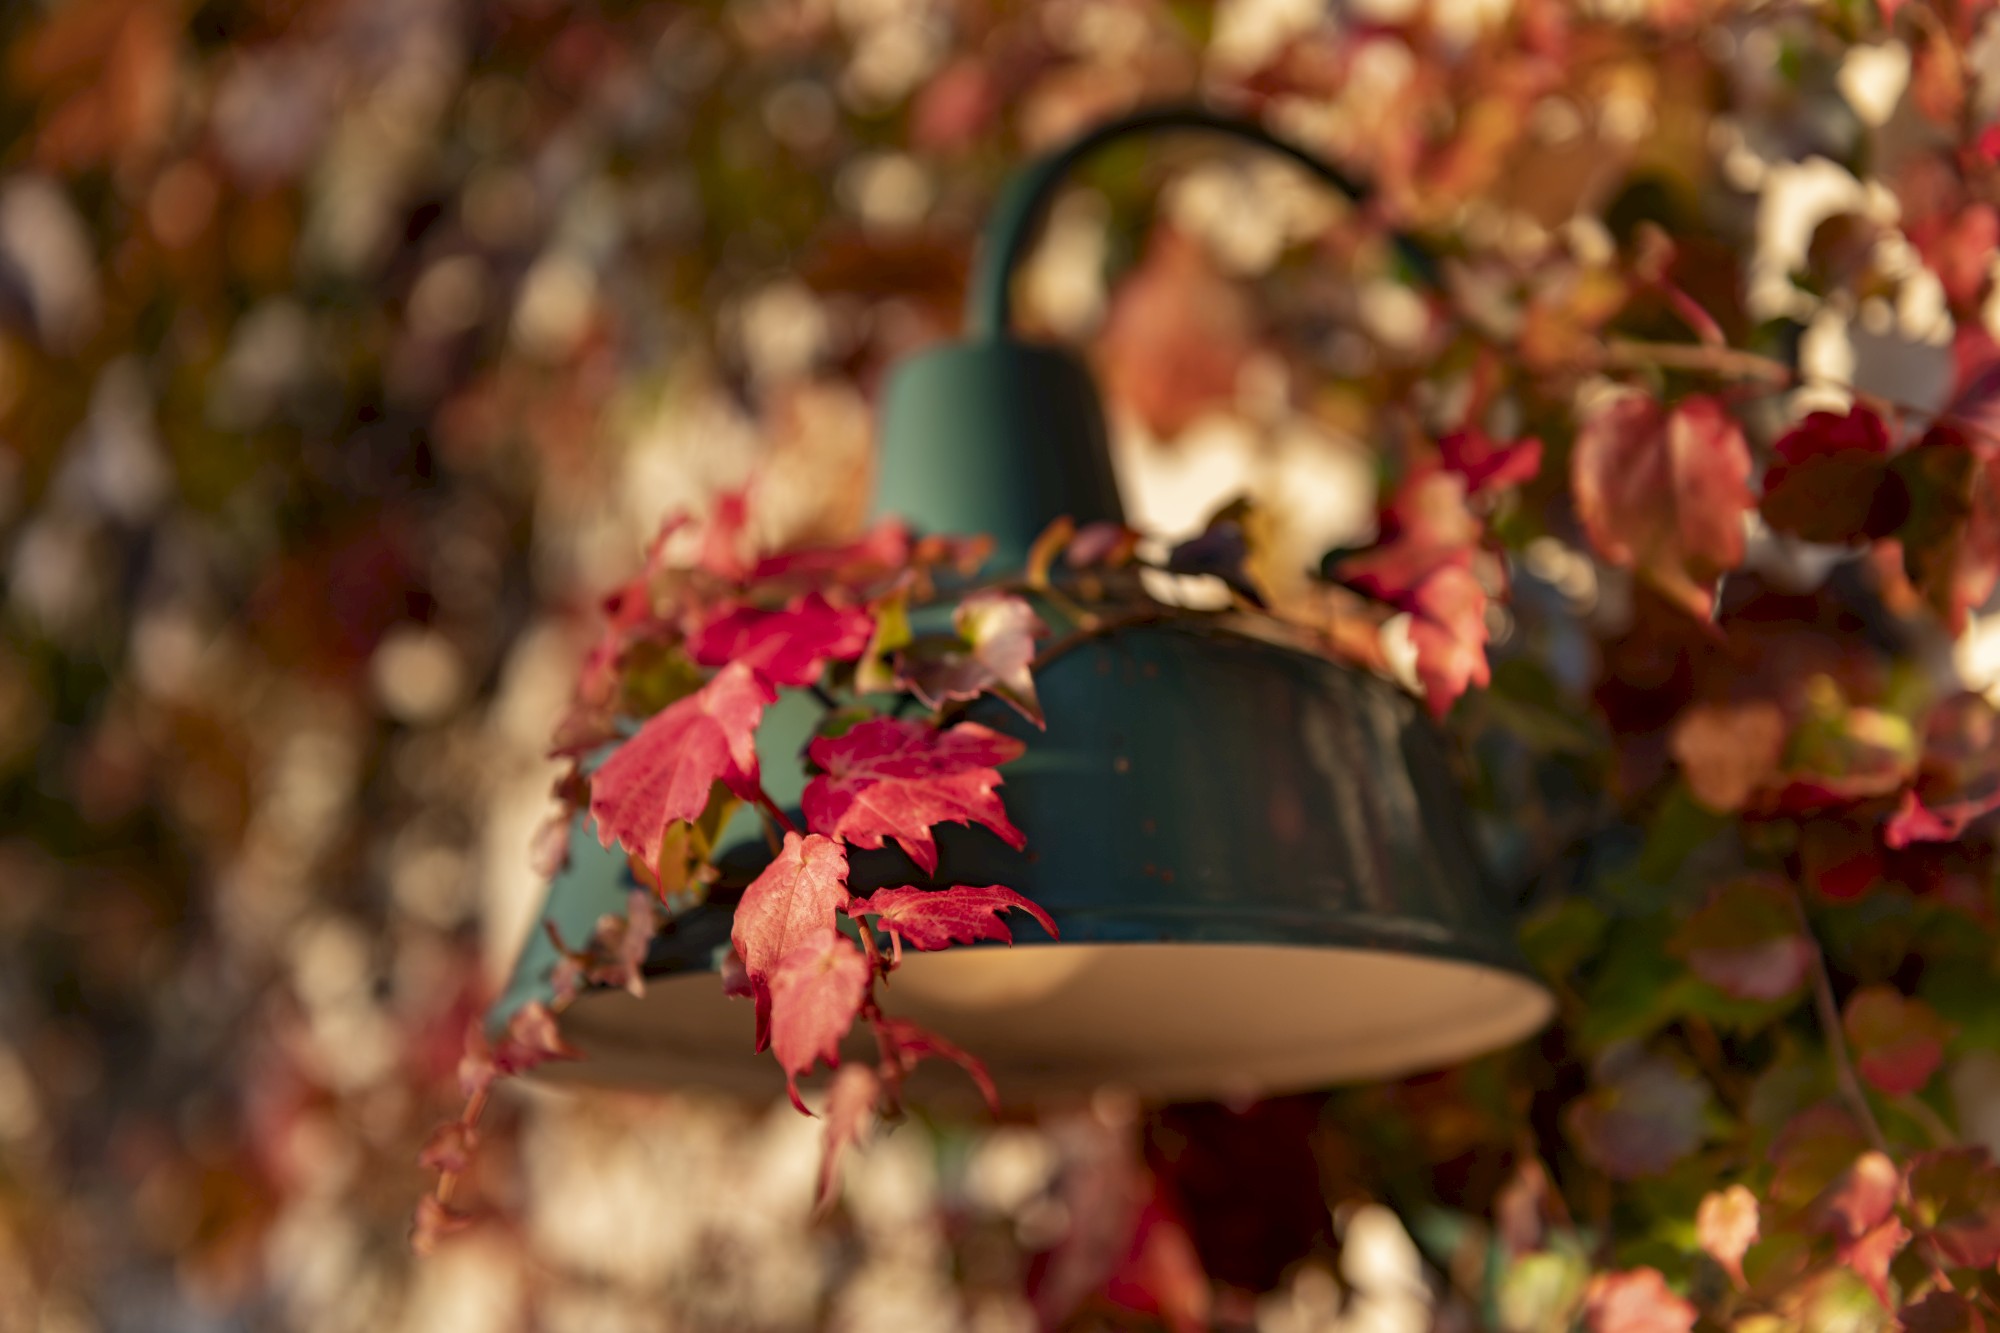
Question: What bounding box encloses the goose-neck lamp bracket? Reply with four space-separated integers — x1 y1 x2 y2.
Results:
501 106 1553 1107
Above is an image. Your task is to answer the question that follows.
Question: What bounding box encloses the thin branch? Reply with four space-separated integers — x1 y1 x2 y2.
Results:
1789 884 1890 1155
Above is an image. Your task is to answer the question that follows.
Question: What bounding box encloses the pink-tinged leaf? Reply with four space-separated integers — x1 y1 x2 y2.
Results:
1573 394 1753 620
1440 427 1544 496
1886 785 2000 848
411 1195 475 1256
907 592 1049 726
1581 1268 1696 1333
588 662 774 873
1819 1154 1908 1310
1769 1105 1870 1212
492 1000 579 1077
1337 468 1481 604
875 1015 999 1111
419 1120 475 1176
847 884 1057 960
1907 1148 2000 1269
803 718 1026 875
1566 1044 1711 1179
814 1063 882 1216
1405 564 1491 718
1671 875 1812 1002
747 520 911 586
1843 986 1953 1096
1067 521 1142 569
1760 406 1906 544
1099 226 1256 438
698 489 753 580
768 933 871 1112
1695 1185 1759 1289
686 591 873 688
731 832 852 1048
1669 700 1788 812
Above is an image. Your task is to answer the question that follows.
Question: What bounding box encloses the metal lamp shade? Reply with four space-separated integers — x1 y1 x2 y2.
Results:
498 615 1554 1106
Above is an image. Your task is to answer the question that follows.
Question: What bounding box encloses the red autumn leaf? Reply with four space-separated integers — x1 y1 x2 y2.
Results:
1405 564 1491 718
1759 405 1906 544
874 1015 998 1110
588 662 774 874
767 932 871 1112
1440 426 1544 496
685 590 873 688
1843 986 1953 1097
802 718 1027 875
1099 1172 1213 1333
492 1000 580 1076
1573 393 1753 620
1671 875 1812 1002
1885 787 2000 847
1582 1268 1697 1333
846 883 1057 961
1816 1150 1909 1308
1906 1148 2000 1269
814 1062 882 1215
1695 1185 1759 1289
1338 468 1482 604
1567 1044 1711 1179
907 591 1048 725
730 832 853 1048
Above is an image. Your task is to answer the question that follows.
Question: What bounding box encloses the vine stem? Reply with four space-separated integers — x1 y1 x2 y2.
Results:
1788 884 1891 1156
752 784 800 838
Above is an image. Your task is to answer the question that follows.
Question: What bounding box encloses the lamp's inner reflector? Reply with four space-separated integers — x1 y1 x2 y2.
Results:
544 943 1554 1105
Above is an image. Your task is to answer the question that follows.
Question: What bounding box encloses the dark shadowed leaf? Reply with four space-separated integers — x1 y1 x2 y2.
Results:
1843 986 1953 1097
1759 406 1906 544
1567 1044 1712 1179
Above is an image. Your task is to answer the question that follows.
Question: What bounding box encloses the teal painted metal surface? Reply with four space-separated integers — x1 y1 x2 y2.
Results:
872 339 1122 570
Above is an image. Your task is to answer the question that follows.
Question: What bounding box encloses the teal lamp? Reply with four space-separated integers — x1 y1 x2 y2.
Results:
497 108 1553 1104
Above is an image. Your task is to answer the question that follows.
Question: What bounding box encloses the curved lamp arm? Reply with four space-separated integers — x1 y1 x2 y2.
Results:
966 104 1438 340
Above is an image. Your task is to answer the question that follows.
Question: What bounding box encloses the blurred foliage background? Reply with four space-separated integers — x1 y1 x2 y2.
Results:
3 0 1997 1330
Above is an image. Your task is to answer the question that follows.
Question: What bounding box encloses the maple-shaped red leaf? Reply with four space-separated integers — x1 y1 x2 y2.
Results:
1843 986 1954 1096
874 1015 999 1110
847 883 1057 962
730 831 852 1048
767 931 870 1112
907 591 1048 726
1405 564 1490 718
1581 1267 1697 1333
814 1062 882 1215
803 718 1027 875
1337 468 1481 604
1695 1185 1759 1289
1759 405 1906 543
588 662 774 873
1670 875 1812 1003
1573 393 1752 620
686 590 874 688
1440 426 1544 496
